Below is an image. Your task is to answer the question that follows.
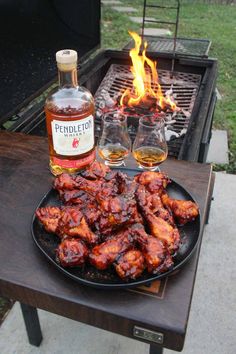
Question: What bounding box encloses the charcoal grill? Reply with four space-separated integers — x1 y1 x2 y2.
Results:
0 0 217 163
94 63 201 158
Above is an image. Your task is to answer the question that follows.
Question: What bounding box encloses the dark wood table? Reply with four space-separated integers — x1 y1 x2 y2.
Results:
0 131 213 353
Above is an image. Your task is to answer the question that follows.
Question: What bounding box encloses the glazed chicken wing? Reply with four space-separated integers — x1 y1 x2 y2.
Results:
56 238 88 267
115 249 145 280
148 194 175 225
58 207 99 245
89 233 133 270
35 206 61 234
161 193 199 225
74 176 103 196
53 173 79 191
132 225 173 274
136 187 180 252
54 173 103 197
114 171 138 197
60 189 90 205
80 161 111 180
135 185 174 225
135 171 170 194
36 206 99 245
98 195 142 234
142 207 180 253
95 179 119 201
59 190 101 226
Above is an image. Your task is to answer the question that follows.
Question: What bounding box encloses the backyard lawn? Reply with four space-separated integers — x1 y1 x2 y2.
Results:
101 0 236 173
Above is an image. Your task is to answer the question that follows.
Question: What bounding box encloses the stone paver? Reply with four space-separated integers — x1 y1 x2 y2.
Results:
112 6 137 13
129 16 156 24
141 28 172 36
207 129 229 164
0 172 235 354
102 0 122 5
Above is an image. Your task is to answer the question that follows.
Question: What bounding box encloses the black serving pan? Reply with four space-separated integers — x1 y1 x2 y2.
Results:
31 167 200 289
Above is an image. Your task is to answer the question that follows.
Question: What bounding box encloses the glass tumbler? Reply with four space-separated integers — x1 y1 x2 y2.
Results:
132 116 168 171
98 111 131 166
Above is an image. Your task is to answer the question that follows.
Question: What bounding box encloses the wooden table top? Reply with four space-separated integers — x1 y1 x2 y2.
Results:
0 131 212 351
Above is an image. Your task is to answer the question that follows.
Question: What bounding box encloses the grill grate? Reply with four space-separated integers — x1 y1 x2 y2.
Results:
124 37 211 58
94 64 201 158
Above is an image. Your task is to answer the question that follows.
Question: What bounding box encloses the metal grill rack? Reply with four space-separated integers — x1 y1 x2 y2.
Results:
124 36 211 58
124 0 211 60
94 64 201 158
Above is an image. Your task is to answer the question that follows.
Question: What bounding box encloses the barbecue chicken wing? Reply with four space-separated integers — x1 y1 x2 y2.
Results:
58 207 99 245
135 171 170 194
89 233 133 270
35 206 61 234
95 179 119 201
59 190 101 226
36 206 99 244
98 195 142 234
115 249 145 280
54 173 103 197
56 238 88 267
132 225 173 274
148 194 175 225
74 175 103 196
60 189 91 205
142 208 180 253
161 193 199 225
114 171 138 197
54 162 111 192
135 185 174 225
80 161 111 180
136 187 180 252
54 173 79 191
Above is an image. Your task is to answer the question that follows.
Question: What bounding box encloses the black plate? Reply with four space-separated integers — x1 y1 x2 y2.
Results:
31 168 200 289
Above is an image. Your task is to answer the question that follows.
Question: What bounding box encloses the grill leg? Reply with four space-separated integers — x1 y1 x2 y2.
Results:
150 344 164 354
20 303 43 346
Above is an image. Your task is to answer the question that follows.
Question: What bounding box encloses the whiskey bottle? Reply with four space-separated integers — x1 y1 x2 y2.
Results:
45 49 95 175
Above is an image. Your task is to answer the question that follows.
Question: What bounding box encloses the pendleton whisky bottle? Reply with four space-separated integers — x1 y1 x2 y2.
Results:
45 49 95 175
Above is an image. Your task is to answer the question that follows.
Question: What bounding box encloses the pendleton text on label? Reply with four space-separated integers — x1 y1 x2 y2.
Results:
51 115 94 156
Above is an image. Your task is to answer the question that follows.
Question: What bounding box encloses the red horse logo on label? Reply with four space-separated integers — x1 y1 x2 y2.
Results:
72 138 79 148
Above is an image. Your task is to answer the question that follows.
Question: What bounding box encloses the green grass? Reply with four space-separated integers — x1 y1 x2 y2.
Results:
101 1 236 173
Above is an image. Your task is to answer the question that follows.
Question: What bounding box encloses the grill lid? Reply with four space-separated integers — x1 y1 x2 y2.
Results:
0 0 101 124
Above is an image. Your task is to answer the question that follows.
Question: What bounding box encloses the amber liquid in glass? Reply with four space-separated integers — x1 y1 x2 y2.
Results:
133 146 167 168
98 144 129 165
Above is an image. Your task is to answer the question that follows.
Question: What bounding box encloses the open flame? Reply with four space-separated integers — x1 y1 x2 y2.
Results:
120 31 178 112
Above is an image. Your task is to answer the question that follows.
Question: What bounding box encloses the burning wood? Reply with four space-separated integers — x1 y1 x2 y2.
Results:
120 32 179 113
96 89 187 142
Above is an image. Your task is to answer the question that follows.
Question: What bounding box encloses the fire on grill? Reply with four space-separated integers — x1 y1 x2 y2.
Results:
95 32 195 142
119 31 178 114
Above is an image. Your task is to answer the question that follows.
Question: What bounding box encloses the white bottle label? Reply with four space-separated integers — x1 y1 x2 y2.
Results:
51 115 94 156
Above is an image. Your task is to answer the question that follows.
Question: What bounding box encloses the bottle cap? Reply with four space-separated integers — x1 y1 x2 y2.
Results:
56 49 78 64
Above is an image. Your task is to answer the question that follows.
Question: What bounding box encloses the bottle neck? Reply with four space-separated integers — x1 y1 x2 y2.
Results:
58 65 78 88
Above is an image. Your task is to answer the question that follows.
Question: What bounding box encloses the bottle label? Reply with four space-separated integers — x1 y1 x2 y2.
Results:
51 115 94 156
51 150 96 169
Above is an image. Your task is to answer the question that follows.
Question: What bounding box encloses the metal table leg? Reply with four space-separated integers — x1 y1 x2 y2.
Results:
150 344 164 354
20 303 43 346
